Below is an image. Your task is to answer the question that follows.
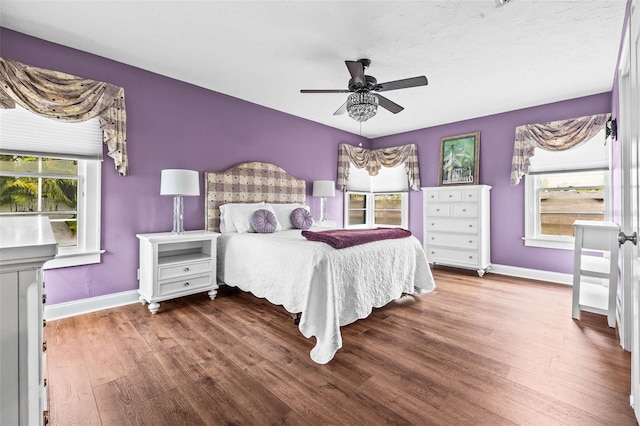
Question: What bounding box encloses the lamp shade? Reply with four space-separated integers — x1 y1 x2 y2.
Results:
313 180 335 197
160 169 200 196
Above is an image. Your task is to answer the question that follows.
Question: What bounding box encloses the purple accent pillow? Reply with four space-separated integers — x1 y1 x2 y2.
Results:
251 209 278 233
291 207 314 230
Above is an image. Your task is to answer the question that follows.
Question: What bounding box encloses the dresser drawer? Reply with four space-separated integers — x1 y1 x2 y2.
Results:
426 203 451 217
426 218 478 234
461 189 478 202
452 203 478 217
159 274 212 296
426 247 479 266
426 232 478 249
438 190 462 202
424 190 439 202
158 259 212 281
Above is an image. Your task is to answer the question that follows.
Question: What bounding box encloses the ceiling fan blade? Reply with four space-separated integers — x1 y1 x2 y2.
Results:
333 101 347 115
300 89 351 93
375 76 428 92
345 60 366 86
376 94 404 114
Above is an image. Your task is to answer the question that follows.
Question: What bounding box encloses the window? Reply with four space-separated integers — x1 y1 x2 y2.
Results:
0 106 103 268
344 163 409 228
524 128 610 250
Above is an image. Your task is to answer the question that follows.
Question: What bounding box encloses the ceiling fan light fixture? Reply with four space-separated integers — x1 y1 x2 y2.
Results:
346 91 378 122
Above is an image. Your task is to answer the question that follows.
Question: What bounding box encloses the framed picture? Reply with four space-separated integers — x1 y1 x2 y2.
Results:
438 131 480 186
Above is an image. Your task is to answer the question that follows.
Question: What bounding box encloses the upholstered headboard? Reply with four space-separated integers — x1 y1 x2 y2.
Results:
205 161 307 232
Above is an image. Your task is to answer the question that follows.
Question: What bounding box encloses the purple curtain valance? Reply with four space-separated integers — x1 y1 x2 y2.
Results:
0 57 128 175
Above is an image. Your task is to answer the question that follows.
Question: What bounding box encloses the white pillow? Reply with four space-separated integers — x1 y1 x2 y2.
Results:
269 203 310 230
219 202 265 233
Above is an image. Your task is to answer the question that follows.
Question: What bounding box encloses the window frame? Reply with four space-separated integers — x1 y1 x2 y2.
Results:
344 190 409 229
0 153 103 269
524 169 610 250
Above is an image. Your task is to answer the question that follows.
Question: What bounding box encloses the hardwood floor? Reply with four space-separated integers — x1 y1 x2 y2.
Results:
46 268 635 425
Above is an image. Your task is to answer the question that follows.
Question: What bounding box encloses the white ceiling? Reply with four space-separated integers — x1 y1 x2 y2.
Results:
0 1 628 138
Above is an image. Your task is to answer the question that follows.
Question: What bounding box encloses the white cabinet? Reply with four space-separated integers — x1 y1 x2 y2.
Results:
571 220 620 328
136 231 219 314
0 216 57 426
422 185 491 276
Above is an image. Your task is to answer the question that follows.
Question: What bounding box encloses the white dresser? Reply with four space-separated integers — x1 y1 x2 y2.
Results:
0 216 58 426
422 185 491 276
137 231 219 314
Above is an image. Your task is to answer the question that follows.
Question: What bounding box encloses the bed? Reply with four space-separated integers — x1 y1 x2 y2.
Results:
205 162 435 364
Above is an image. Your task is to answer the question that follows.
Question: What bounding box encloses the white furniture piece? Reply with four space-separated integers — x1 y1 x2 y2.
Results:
137 230 219 314
571 220 620 328
422 185 491 276
0 216 57 426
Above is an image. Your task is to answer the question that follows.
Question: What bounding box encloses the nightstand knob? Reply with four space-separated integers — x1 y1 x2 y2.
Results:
469 225 473 228
462 209 467 212
184 267 190 272
184 282 190 287
436 208 440 212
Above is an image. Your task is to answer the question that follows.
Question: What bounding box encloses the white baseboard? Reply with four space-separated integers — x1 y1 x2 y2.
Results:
42 265 574 321
44 290 140 321
489 263 573 285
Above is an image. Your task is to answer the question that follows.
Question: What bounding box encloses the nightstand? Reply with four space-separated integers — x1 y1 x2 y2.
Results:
136 230 219 314
313 220 337 229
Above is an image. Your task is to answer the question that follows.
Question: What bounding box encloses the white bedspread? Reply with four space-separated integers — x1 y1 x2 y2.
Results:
217 229 435 364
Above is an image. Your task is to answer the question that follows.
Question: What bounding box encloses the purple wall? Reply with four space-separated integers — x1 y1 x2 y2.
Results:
1 28 366 304
0 26 620 304
372 92 612 274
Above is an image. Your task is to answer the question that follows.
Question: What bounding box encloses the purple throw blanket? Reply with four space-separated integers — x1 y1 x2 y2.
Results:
302 228 412 249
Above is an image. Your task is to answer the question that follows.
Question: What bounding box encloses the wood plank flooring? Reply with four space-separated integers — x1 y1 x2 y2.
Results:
46 268 635 425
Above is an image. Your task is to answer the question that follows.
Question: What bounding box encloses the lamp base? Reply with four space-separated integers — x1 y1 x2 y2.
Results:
319 196 328 222
172 195 185 234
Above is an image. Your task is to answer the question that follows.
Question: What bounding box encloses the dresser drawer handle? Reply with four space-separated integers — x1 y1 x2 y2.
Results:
431 223 435 226
184 282 190 287
469 240 473 244
448 195 453 198
184 267 190 272
469 256 474 259
436 208 440 212
462 209 467 212
469 225 473 228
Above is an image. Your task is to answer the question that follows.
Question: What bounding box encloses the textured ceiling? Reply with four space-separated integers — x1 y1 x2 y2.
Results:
0 1 627 138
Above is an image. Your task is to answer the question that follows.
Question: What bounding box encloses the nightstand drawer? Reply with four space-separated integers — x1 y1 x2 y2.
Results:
159 274 212 296
158 259 212 281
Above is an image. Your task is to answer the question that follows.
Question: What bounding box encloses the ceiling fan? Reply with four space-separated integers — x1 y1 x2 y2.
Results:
300 59 428 122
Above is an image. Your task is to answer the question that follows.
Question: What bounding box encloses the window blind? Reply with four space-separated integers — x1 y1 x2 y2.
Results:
528 128 608 173
0 105 102 159
346 163 409 192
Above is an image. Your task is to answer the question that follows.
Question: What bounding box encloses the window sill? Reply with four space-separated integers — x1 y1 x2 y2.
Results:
44 249 104 269
523 237 573 251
